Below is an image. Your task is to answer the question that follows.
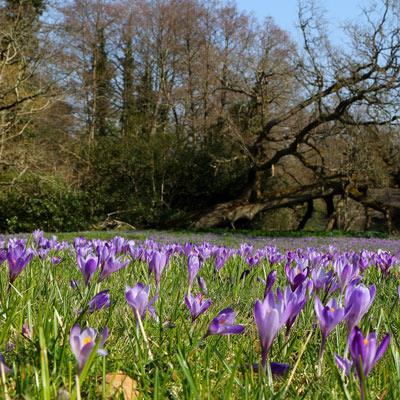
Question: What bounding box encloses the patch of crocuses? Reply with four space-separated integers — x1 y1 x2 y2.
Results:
0 230 398 398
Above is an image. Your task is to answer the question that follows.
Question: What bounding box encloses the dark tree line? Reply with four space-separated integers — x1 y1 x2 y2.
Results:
1 0 400 233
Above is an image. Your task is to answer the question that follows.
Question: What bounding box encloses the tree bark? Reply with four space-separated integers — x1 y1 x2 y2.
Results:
297 200 314 230
193 179 345 229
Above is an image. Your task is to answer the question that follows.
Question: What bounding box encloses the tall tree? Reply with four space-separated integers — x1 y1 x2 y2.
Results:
91 26 113 138
120 21 136 137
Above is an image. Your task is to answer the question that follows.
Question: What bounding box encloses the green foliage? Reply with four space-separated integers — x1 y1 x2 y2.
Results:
84 130 250 228
0 173 90 232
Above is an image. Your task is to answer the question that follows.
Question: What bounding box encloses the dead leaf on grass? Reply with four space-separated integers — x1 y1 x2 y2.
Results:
105 372 139 399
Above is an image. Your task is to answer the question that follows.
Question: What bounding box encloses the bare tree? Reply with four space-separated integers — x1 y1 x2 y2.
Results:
194 0 400 228
0 0 61 185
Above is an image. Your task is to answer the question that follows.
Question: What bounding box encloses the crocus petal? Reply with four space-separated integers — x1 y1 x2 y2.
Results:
369 284 376 305
252 362 289 376
100 327 109 347
264 270 277 298
207 307 243 336
197 276 208 295
335 354 352 376
217 308 236 325
270 362 290 376
0 352 12 375
219 325 245 335
374 334 390 365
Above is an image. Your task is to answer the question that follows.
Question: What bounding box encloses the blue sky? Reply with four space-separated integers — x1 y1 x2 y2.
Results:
236 0 363 43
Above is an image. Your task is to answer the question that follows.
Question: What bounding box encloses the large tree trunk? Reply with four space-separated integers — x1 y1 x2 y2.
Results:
193 179 345 229
194 182 400 231
297 200 314 230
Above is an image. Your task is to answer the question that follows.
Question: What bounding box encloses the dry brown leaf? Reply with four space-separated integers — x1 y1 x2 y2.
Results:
105 372 139 400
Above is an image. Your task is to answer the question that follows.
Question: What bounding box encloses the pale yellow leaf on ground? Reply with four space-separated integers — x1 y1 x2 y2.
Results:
105 372 139 399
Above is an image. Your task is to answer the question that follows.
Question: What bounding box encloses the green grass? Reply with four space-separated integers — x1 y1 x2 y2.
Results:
0 235 399 398
52 227 399 243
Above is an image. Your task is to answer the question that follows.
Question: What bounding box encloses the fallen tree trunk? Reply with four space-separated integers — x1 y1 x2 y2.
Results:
194 179 345 229
194 182 400 231
350 188 400 210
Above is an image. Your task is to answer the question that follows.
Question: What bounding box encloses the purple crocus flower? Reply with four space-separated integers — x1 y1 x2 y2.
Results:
311 267 338 296
252 362 289 377
183 242 193 256
264 270 277 299
349 327 390 378
315 296 345 347
73 237 87 249
188 254 201 292
315 296 345 371
266 246 283 266
147 292 159 321
335 354 352 376
70 324 108 373
22 322 32 339
344 284 376 332
333 258 359 292
238 243 253 258
206 308 244 336
185 293 212 322
197 276 208 295
7 243 34 284
37 248 49 260
70 279 79 290
88 290 110 312
111 236 126 254
96 242 113 267
0 352 12 375
284 284 308 335
254 289 292 368
0 248 7 265
51 256 61 265
148 251 169 290
375 250 396 277
354 251 371 272
246 255 260 268
99 255 129 282
285 263 308 291
336 327 390 400
125 283 150 322
214 248 230 272
76 251 98 286
32 229 44 244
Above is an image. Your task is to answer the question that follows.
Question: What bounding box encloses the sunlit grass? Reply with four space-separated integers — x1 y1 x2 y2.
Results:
0 232 399 398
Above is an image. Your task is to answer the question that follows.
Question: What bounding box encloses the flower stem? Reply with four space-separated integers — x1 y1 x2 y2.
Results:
317 336 326 377
266 361 274 391
75 375 81 400
360 379 366 400
135 310 153 360
0 363 10 400
261 352 274 393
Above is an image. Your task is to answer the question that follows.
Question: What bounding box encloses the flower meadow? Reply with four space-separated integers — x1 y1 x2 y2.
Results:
0 232 400 398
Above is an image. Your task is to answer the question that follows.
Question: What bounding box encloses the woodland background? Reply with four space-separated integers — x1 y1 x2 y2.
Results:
1 0 400 233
